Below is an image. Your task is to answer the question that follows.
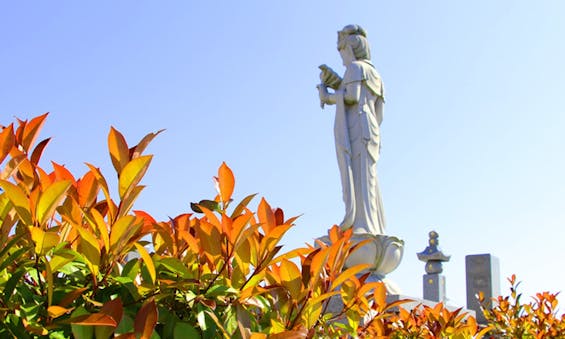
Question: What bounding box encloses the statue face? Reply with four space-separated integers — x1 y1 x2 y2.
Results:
339 45 355 66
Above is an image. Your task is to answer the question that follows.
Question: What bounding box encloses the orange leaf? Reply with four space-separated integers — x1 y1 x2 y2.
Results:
200 206 221 232
134 298 158 339
309 247 330 288
131 129 164 159
260 223 292 255
230 211 253 245
108 126 130 174
9 150 35 185
217 162 235 204
257 198 275 234
0 123 15 164
0 153 25 181
85 163 116 222
77 171 99 207
51 162 76 181
21 112 48 153
373 282 387 311
269 329 308 339
134 210 158 234
90 208 110 252
48 305 71 318
330 264 370 290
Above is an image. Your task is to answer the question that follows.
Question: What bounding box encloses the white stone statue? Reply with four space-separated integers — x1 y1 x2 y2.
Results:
317 24 386 236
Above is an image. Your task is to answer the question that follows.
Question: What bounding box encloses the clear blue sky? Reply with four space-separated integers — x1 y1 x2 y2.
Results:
2 1 565 308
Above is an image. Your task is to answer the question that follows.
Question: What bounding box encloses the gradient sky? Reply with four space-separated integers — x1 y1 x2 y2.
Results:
2 1 565 308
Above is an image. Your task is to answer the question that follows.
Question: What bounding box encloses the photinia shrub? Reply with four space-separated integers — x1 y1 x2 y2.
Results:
0 114 561 338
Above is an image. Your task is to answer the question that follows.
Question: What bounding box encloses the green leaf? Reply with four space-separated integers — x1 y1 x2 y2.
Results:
0 232 25 262
0 238 28 272
174 322 199 339
2 267 25 303
71 307 94 339
205 285 238 298
49 249 77 272
158 257 191 279
197 308 207 331
190 200 219 214
36 180 71 226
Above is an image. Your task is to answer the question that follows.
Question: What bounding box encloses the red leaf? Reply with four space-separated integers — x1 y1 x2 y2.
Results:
134 298 157 339
100 298 123 327
71 313 117 326
30 138 50 165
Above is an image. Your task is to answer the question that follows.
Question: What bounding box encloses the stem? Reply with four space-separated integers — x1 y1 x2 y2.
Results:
289 290 312 329
35 255 44 296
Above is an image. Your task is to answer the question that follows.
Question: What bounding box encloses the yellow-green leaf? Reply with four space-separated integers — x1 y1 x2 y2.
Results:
134 242 156 284
118 155 152 199
279 259 302 300
91 209 110 252
77 227 101 275
0 179 32 225
29 226 60 255
49 250 76 272
36 180 71 226
109 215 136 251
46 258 54 306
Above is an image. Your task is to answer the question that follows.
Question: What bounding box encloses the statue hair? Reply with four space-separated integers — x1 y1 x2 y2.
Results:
337 24 371 60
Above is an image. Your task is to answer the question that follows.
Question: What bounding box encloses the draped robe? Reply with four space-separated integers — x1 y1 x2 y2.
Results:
334 60 386 235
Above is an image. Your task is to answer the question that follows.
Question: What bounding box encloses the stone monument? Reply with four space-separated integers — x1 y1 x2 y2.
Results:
316 25 403 291
417 231 451 302
466 254 500 324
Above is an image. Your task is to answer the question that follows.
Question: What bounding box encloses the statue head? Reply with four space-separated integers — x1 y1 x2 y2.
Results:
337 24 371 61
